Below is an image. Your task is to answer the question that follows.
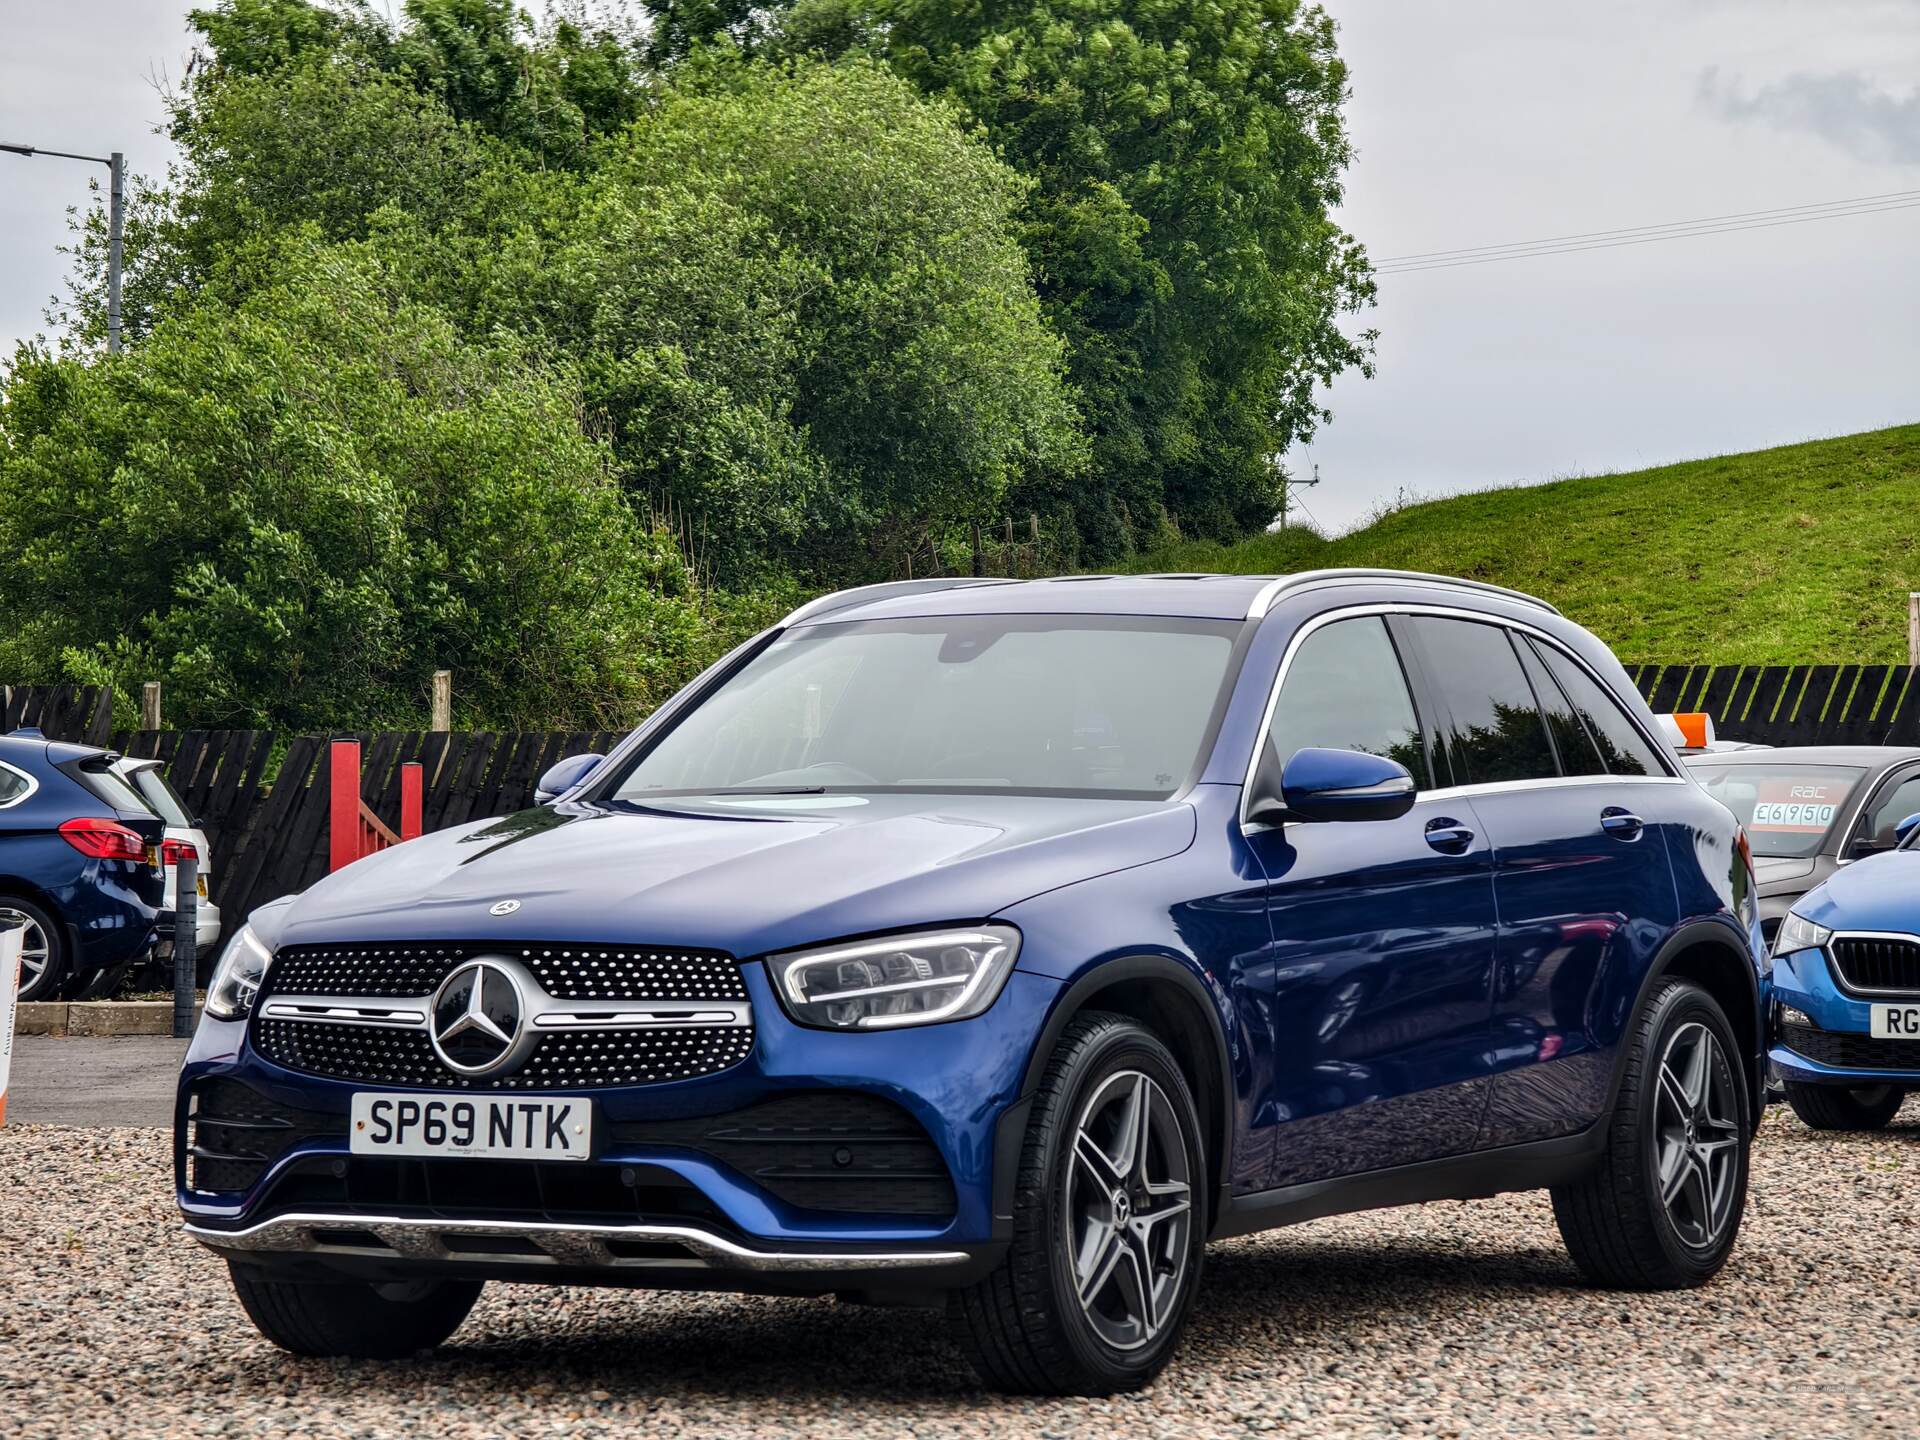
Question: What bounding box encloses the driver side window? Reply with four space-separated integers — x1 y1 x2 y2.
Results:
1265 617 1431 787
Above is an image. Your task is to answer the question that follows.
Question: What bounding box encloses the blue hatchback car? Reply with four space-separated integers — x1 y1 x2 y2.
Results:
179 570 1765 1394
1769 813 1920 1130
1 731 167 1001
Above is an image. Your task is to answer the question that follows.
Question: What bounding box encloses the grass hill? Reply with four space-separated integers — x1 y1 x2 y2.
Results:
1121 424 1920 662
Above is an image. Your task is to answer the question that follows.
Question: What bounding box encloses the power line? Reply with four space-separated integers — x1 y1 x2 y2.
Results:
1376 197 1920 275
1375 187 1920 265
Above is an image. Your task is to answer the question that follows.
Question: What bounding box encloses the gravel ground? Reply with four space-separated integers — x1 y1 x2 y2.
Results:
2 1103 1917 1440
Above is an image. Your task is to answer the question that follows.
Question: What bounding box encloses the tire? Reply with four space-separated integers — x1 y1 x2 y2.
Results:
1783 1080 1905 1131
1551 978 1750 1289
0 897 66 1003
228 1265 483 1358
950 1012 1207 1396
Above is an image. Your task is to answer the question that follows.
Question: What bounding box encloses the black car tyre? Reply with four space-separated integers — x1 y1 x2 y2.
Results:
0 897 65 1003
950 1012 1205 1396
1782 1080 1905 1131
1551 978 1750 1289
228 1265 483 1358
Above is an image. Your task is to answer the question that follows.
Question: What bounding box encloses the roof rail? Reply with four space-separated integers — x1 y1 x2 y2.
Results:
779 577 1021 627
1246 569 1561 620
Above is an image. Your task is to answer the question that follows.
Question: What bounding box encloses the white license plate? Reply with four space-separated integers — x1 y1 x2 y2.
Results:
1869 1004 1920 1040
350 1093 592 1161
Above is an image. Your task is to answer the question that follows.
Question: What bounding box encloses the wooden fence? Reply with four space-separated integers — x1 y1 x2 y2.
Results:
1625 664 1920 748
1 685 115 747
97 729 627 922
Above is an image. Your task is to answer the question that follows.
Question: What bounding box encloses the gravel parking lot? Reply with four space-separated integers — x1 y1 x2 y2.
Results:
2 1103 1916 1440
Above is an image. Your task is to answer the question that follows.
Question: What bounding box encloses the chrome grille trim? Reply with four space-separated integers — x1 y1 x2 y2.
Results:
259 993 752 1033
186 1213 969 1272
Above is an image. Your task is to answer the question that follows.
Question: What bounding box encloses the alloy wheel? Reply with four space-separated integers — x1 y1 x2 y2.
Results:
1064 1069 1193 1352
0 908 50 996
1652 1020 1741 1249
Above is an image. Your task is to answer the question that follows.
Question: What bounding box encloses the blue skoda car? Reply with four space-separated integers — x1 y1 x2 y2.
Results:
1769 814 1920 1130
179 570 1766 1394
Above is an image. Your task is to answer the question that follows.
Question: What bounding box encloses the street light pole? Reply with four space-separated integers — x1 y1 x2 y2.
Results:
1 141 126 354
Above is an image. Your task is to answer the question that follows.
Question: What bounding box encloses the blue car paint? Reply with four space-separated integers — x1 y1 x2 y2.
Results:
0 734 165 985
1771 848 1920 1085
177 574 1763 1261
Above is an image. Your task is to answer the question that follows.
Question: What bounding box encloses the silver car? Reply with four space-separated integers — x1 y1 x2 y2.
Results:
1686 745 1920 946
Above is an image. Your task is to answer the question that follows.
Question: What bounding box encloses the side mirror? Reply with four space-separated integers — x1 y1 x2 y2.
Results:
1248 746 1416 826
1895 812 1920 848
535 753 605 805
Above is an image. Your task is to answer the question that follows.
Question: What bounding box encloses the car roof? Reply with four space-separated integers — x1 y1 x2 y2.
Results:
1684 745 1920 767
783 571 1560 626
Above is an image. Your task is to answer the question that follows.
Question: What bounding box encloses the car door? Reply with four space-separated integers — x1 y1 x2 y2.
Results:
1400 616 1682 1149
1243 612 1499 1188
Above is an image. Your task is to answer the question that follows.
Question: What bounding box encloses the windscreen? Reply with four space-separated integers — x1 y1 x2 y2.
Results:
613 615 1241 800
1689 762 1865 858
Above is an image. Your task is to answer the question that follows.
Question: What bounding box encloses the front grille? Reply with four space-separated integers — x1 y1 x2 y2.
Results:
1829 936 1920 996
187 1077 343 1193
253 1017 755 1090
1780 1022 1920 1071
610 1092 956 1217
265 942 748 1003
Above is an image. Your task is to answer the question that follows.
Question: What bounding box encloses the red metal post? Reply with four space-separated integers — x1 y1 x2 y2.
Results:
400 762 423 842
329 739 361 872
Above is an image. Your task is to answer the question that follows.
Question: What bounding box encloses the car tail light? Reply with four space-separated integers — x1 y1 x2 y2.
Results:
160 838 198 868
58 816 149 862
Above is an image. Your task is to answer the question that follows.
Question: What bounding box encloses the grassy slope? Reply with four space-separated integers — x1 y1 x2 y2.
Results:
1121 424 1920 662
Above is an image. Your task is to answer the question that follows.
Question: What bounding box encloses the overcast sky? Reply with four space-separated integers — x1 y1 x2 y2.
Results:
3 1 1917 532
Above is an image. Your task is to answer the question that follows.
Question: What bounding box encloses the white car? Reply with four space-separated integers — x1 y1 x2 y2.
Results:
112 757 222 958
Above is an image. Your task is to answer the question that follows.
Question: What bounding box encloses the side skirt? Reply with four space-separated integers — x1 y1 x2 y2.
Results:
1209 1125 1607 1241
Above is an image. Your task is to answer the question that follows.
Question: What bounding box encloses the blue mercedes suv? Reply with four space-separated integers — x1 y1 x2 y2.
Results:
179 570 1765 1394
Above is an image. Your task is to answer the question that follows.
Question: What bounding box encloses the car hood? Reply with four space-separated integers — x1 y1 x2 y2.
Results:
1753 855 1818 893
267 793 1197 959
1792 851 1920 934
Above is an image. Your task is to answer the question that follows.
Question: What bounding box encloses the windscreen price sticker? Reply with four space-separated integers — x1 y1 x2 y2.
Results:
1751 782 1841 833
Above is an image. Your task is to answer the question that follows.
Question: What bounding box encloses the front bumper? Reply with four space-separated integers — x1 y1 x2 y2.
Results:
1769 945 1920 1087
178 961 1060 1289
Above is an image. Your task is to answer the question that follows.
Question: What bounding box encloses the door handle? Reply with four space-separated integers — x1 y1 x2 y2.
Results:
1600 807 1644 840
1424 818 1475 854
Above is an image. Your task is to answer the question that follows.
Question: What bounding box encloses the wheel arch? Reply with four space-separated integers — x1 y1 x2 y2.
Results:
1613 919 1763 1126
996 955 1236 1234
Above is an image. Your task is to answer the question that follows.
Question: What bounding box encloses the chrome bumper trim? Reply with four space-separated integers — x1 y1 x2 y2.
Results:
185 1213 969 1273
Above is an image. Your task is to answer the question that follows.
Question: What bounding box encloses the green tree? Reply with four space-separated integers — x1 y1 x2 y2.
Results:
0 241 710 731
878 0 1375 551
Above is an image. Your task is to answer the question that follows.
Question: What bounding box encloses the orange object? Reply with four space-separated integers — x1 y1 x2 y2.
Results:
1671 712 1713 749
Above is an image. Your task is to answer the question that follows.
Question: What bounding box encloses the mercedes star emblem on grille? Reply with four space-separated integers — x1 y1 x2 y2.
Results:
430 959 532 1076
489 899 522 916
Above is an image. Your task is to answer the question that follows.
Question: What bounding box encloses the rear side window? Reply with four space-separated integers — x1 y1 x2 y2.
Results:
69 763 149 816
0 763 31 808
1530 641 1668 777
1516 641 1607 777
1406 617 1558 785
1268 616 1431 786
128 768 192 827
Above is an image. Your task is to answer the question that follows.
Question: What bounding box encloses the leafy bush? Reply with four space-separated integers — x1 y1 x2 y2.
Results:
0 242 715 730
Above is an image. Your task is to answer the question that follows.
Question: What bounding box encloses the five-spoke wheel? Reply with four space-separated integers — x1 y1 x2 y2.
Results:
1651 1021 1743 1251
952 1012 1206 1395
1065 1070 1194 1352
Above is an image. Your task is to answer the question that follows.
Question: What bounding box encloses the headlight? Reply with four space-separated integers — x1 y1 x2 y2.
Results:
204 923 273 1020
767 926 1020 1030
1773 912 1833 959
